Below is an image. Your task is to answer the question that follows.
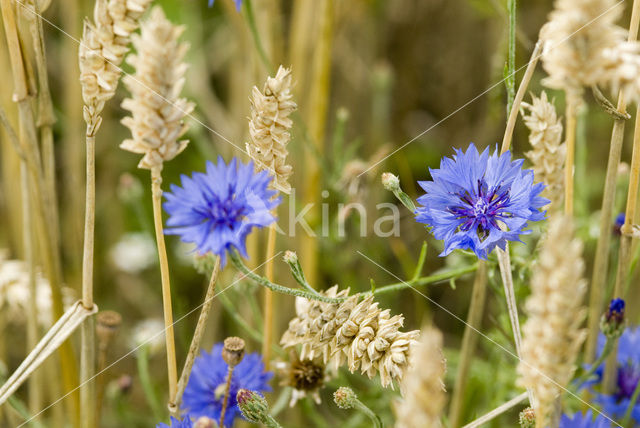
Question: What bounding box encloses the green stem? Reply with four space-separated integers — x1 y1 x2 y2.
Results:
243 0 273 72
392 188 416 212
263 415 283 428
506 0 516 114
229 251 345 303
411 242 428 281
7 395 46 428
136 346 163 421
366 264 479 296
621 377 640 427
353 398 382 428
219 292 264 342
574 338 615 385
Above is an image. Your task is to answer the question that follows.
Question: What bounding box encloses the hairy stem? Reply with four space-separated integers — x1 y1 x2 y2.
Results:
150 168 179 410
229 250 345 303
448 261 488 428
353 398 382 428
243 0 273 72
174 256 222 411
263 223 277 370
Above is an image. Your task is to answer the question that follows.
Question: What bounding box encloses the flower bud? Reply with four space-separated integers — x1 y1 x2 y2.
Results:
237 389 269 423
601 298 625 339
519 407 535 428
333 387 357 409
222 337 245 367
381 172 400 192
283 251 298 265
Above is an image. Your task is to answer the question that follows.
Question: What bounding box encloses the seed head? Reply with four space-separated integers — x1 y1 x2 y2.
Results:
222 337 246 367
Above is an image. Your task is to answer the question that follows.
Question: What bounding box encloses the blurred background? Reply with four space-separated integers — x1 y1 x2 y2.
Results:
1 0 638 426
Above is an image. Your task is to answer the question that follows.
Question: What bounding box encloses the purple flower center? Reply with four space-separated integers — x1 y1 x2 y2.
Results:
616 364 640 400
449 180 512 239
196 191 246 230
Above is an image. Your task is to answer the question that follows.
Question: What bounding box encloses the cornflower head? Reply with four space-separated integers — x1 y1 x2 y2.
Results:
163 157 280 266
588 327 640 423
181 343 273 427
521 92 565 210
601 298 625 339
517 215 587 426
246 66 297 194
393 326 446 428
414 143 547 259
280 286 419 388
614 213 625 235
540 0 626 102
120 6 194 170
559 411 611 428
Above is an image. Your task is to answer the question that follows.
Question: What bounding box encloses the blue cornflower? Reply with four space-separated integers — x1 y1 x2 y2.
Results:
181 343 273 427
584 327 640 423
156 417 193 428
164 157 280 266
614 213 625 235
415 143 547 259
559 411 611 428
209 0 242 10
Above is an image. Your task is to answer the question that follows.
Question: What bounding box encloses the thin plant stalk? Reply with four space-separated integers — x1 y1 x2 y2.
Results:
136 346 164 422
621 379 640 427
25 2 59 250
352 397 382 428
262 223 277 370
604 107 640 394
21 164 40 413
461 392 528 428
0 0 79 419
506 0 516 113
219 366 235 427
174 256 222 411
150 167 179 410
616 105 640 294
564 98 577 215
586 0 640 363
448 261 488 428
496 24 534 406
500 41 542 154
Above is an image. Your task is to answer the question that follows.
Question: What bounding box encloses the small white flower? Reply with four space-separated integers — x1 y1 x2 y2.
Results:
110 233 157 273
131 318 165 354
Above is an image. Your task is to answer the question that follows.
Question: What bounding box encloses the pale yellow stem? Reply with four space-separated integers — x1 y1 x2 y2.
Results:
0 0 79 420
174 256 221 411
500 40 542 155
262 223 277 370
21 164 41 413
151 167 179 409
586 0 640 362
564 99 577 215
